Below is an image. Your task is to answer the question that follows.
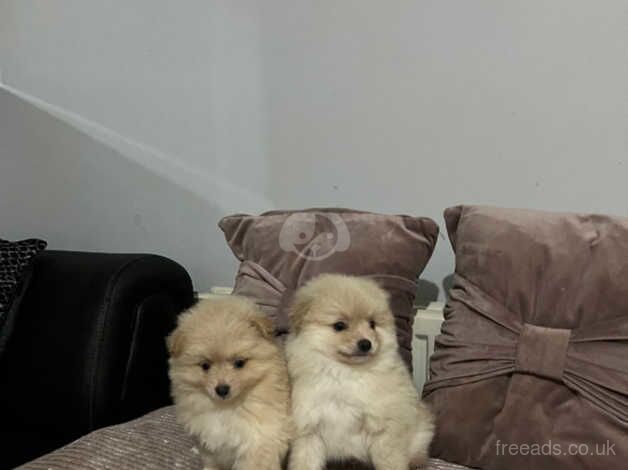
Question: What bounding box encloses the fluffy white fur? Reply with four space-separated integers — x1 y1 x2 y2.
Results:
286 274 434 470
167 296 293 470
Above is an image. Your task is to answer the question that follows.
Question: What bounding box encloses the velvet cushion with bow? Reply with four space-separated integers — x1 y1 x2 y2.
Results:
423 205 628 470
219 208 439 369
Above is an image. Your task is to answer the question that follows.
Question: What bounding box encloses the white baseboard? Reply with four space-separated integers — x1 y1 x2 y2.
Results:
196 287 234 299
413 302 445 393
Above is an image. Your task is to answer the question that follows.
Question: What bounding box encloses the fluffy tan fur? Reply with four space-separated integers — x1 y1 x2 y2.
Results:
167 296 293 470
286 274 434 470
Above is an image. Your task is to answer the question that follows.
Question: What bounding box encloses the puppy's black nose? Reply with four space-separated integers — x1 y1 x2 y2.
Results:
215 384 230 398
357 339 372 352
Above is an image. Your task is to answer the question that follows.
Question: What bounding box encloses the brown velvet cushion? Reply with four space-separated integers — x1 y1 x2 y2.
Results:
219 208 438 367
423 205 628 469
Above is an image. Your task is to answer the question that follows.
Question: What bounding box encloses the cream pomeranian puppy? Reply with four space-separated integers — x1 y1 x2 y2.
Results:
167 296 293 470
286 274 434 470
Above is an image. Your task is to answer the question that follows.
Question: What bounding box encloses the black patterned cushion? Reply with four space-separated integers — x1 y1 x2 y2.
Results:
0 238 47 354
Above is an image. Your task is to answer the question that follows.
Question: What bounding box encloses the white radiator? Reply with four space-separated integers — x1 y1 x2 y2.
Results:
413 302 445 393
200 289 445 393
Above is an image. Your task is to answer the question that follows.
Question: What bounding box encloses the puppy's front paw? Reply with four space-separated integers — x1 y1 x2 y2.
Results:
200 450 220 470
234 444 285 470
288 435 326 470
369 438 412 470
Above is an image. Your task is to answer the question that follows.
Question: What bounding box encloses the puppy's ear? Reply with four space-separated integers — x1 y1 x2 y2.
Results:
249 312 275 340
166 328 185 358
289 289 313 333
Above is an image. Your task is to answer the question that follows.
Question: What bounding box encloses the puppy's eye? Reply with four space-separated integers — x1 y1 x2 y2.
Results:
332 321 347 332
369 320 376 329
200 361 211 371
233 358 247 369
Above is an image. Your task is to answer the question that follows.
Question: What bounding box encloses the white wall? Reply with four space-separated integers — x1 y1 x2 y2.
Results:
2 1 628 297
0 1 271 290
260 0 628 290
0 88 242 290
1 1 268 196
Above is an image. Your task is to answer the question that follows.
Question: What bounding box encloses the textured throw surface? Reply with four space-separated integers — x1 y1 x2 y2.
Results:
21 406 472 470
0 238 46 354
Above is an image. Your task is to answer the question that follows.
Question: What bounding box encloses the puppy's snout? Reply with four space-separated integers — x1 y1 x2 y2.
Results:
215 384 231 398
357 339 372 353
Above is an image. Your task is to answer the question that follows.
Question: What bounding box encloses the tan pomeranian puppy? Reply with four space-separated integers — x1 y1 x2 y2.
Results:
286 274 434 470
167 296 293 470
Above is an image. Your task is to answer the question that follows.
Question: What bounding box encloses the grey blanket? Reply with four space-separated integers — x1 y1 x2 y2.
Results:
20 406 472 470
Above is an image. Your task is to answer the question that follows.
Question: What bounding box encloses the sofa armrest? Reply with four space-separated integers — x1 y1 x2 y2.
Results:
0 251 194 466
